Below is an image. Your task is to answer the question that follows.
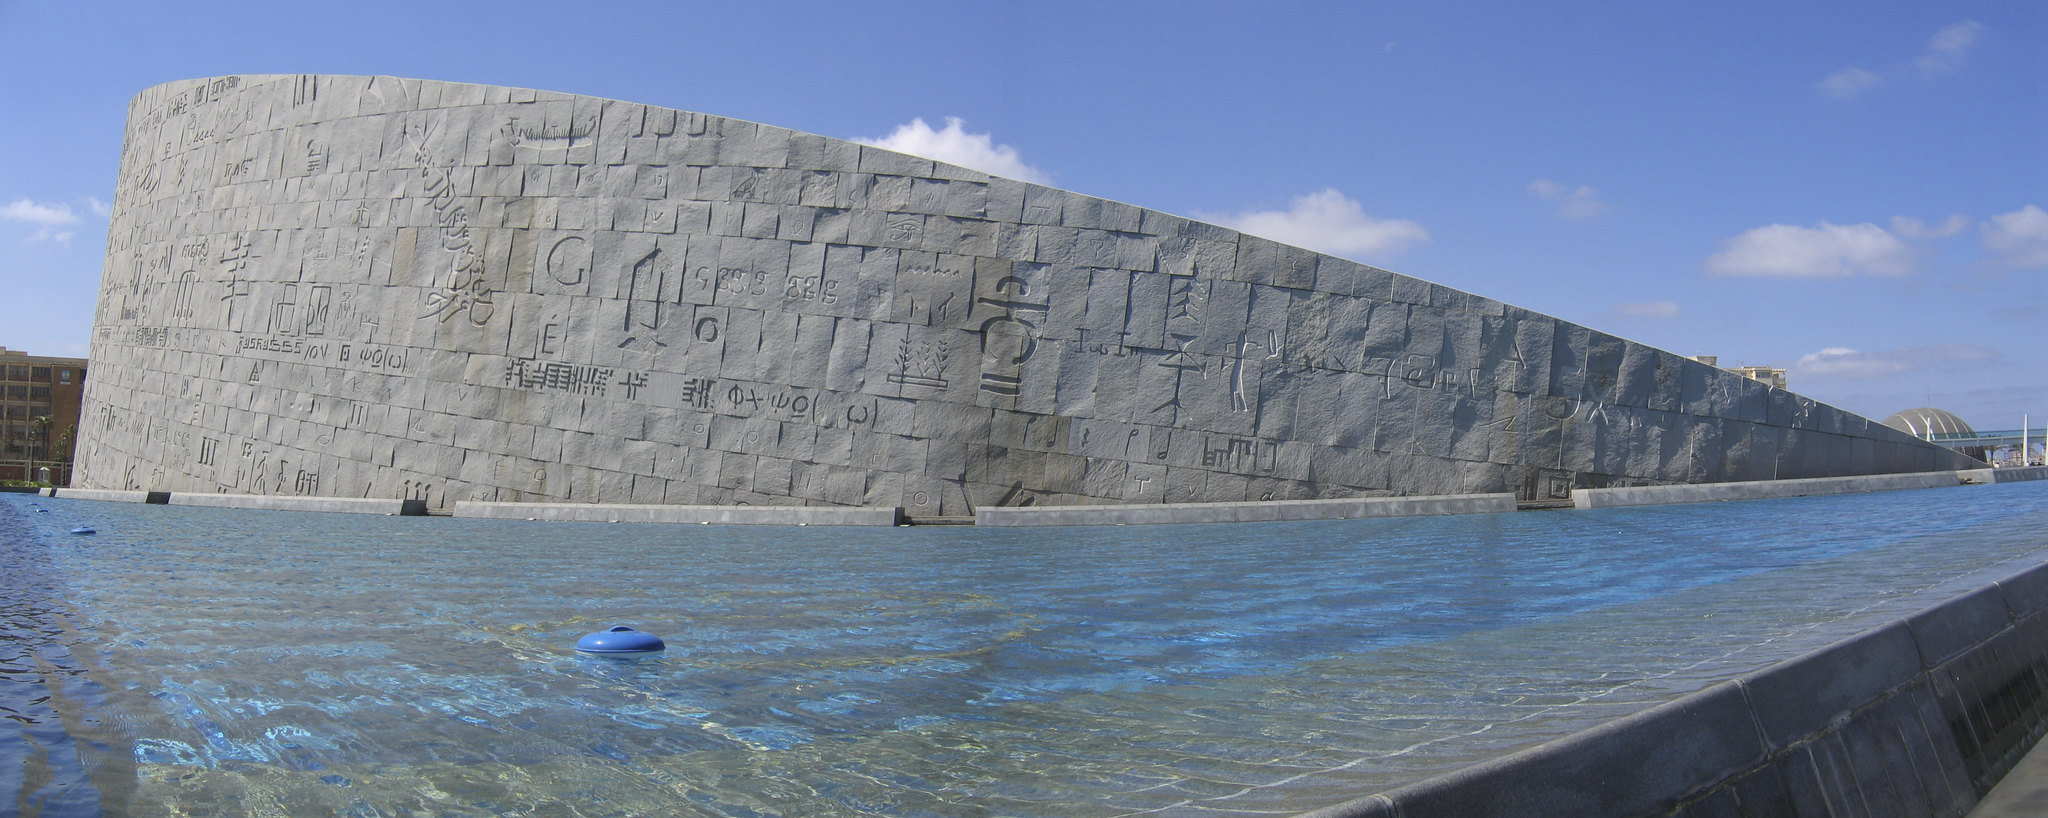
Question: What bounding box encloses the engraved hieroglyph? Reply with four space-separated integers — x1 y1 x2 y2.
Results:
79 75 1981 512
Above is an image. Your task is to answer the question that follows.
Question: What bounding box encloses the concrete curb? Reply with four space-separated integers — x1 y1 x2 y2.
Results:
47 488 154 503
1975 465 2048 484
1297 559 2048 818
168 493 415 515
1572 470 1974 509
975 493 1518 526
452 501 904 526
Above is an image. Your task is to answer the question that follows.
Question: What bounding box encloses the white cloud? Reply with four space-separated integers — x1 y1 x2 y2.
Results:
1704 222 1915 278
1981 205 2048 269
2 198 82 245
2 198 81 227
1891 214 1970 240
856 117 1051 184
1201 189 1429 259
1820 21 1983 99
1615 301 1679 319
1527 179 1608 220
1818 67 1883 99
1916 20 1985 75
88 197 111 218
1794 344 1994 380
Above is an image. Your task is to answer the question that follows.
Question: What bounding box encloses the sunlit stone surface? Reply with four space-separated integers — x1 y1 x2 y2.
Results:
78 75 1978 509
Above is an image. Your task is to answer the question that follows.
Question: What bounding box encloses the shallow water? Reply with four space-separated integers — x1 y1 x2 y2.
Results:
4 481 2047 816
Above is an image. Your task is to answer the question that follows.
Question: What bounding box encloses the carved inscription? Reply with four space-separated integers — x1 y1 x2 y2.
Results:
1202 436 1277 474
409 125 494 325
976 275 1048 396
505 359 619 397
502 115 596 151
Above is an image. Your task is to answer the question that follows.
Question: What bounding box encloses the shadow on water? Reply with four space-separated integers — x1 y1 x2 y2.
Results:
0 501 121 817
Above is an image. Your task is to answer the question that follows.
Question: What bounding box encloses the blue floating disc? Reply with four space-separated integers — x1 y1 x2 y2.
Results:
70 526 96 535
576 625 664 654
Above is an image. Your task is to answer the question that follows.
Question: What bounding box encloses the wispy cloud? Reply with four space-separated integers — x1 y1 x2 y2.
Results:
1200 188 1429 260
1527 179 1608 220
2 198 80 226
1793 344 1995 380
1981 205 2048 269
1819 20 1985 98
88 197 111 218
1891 214 1970 240
1818 67 1883 99
1704 222 1914 278
2 198 82 245
856 117 1051 184
1615 301 1679 319
1916 20 1985 75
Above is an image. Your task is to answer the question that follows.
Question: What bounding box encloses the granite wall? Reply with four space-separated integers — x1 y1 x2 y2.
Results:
76 75 1981 512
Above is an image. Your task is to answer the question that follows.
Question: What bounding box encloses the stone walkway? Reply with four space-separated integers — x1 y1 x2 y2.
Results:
1970 740 2048 817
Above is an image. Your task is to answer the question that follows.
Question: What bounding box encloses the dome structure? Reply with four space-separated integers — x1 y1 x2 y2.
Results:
1882 408 1974 439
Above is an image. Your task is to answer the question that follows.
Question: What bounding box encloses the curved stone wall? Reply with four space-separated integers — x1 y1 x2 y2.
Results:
77 75 1980 512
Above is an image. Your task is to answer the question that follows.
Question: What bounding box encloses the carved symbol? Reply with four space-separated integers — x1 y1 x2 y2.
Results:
1230 329 1280 412
171 272 198 324
885 215 922 243
304 139 327 174
545 236 588 285
620 246 671 349
977 276 1048 396
694 317 720 342
538 323 563 357
1167 275 1205 324
886 333 951 390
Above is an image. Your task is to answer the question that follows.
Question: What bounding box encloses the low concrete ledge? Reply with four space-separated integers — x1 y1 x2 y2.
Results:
976 493 1517 527
1976 465 2048 484
452 501 904 526
1298 558 2048 818
167 493 414 515
48 488 154 503
1572 470 1969 509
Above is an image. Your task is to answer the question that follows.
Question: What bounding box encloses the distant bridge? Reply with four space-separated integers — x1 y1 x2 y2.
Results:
1923 429 2046 466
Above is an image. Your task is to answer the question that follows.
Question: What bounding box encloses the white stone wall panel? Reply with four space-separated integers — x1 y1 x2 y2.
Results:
79 75 1984 508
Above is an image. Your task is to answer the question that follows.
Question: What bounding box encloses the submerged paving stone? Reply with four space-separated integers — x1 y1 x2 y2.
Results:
78 74 1980 507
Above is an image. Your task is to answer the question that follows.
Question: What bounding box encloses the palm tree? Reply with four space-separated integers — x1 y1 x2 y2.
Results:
30 415 51 485
55 424 75 485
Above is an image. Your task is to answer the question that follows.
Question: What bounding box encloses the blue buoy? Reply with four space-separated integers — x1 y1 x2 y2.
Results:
70 526 95 535
576 625 665 655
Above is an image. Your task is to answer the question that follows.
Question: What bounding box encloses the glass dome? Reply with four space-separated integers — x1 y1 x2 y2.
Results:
1881 407 1974 438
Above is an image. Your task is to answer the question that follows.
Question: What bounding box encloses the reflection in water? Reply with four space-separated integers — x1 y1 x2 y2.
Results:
2 481 2046 816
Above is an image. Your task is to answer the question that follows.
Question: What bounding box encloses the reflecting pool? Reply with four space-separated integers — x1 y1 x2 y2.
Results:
5 481 2048 816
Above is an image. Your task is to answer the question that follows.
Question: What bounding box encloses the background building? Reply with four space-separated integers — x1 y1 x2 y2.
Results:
0 346 87 484
1689 356 1789 391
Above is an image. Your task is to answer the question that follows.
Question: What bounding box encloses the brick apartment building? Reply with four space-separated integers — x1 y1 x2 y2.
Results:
0 346 87 484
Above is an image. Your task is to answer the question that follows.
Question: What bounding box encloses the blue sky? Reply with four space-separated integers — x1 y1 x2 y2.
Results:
2 1 2042 431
